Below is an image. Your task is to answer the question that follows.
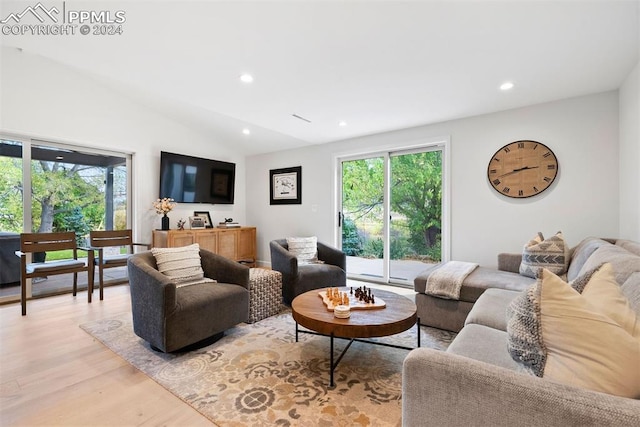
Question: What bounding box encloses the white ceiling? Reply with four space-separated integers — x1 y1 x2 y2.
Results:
1 1 638 155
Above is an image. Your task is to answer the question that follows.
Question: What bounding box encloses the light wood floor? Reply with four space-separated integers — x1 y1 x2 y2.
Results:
0 285 214 426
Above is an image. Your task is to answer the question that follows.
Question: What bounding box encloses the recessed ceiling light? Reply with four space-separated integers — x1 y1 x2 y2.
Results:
55 156 64 160
240 74 254 83
338 121 347 127
500 81 515 91
242 128 251 135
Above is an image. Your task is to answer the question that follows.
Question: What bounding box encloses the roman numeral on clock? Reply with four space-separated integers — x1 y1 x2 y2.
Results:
502 187 510 194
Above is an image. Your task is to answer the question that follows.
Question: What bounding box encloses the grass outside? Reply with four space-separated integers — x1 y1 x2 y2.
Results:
44 247 126 261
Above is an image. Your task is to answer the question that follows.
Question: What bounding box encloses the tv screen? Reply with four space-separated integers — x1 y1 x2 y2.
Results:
159 151 235 204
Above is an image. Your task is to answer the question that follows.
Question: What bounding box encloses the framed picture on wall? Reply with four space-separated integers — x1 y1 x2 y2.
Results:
270 166 301 205
194 211 213 228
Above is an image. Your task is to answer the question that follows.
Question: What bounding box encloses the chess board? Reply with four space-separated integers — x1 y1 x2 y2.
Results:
318 288 386 311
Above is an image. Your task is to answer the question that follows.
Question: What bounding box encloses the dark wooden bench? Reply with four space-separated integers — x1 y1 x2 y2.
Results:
16 232 94 315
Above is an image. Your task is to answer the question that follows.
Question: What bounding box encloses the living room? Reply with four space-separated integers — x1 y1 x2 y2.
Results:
1 1 639 425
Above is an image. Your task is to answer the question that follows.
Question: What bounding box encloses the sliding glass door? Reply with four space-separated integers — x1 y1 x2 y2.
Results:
339 145 445 286
0 135 131 302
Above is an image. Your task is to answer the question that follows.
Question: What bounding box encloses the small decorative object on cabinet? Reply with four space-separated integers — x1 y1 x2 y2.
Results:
153 197 176 230
194 211 213 228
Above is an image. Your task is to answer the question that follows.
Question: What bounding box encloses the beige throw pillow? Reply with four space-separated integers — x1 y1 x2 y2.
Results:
151 243 214 286
519 231 569 278
507 267 640 398
286 236 320 265
570 263 639 339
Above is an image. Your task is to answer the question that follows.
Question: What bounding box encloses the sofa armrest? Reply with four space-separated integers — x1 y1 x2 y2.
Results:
317 241 346 270
497 252 522 273
200 249 250 290
402 348 640 427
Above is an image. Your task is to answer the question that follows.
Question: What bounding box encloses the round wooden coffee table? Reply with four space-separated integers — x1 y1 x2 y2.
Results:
291 286 418 386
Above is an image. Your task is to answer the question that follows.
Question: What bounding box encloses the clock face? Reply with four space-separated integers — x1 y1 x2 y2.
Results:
487 140 558 198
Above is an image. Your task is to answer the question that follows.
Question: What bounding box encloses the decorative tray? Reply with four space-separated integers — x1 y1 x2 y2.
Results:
319 286 386 311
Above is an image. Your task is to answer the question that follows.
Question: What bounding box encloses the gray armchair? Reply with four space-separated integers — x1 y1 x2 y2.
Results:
127 249 249 352
270 239 346 304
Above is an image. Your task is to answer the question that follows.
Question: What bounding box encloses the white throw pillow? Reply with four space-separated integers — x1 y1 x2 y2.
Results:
507 267 640 398
286 236 319 265
151 243 214 286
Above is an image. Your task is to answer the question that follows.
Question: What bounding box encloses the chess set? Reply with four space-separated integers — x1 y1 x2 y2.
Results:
319 286 386 311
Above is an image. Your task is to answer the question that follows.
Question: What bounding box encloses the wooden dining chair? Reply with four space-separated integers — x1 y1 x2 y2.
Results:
16 232 94 315
89 229 150 300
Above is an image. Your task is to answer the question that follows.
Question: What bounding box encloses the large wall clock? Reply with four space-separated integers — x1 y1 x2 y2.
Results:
487 140 558 198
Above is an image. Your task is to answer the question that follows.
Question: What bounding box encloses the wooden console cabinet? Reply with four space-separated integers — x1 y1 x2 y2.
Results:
152 227 256 266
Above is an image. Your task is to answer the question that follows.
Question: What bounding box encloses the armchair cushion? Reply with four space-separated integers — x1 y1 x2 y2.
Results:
151 243 214 286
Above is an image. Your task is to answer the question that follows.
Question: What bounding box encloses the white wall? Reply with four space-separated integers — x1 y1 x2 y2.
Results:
247 91 621 268
619 61 640 240
0 47 246 242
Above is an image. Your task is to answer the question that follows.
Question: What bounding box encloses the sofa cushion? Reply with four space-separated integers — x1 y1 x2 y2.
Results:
464 288 522 331
519 231 569 278
622 272 640 313
415 265 533 303
286 236 320 265
447 324 521 371
617 239 640 257
151 243 214 286
577 244 640 286
566 237 611 281
507 268 640 398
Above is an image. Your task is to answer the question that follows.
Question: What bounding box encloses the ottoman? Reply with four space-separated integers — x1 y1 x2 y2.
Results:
248 268 283 323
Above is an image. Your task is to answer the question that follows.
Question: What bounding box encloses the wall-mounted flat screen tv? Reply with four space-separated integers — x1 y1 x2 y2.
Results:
159 151 235 204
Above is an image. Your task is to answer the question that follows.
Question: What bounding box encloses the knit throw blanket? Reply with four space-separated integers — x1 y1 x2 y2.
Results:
425 261 479 300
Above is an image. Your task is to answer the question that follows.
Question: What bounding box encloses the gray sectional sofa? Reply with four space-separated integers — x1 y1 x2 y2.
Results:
403 237 640 426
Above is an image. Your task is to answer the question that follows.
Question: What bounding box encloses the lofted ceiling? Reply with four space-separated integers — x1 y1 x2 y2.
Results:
1 0 638 155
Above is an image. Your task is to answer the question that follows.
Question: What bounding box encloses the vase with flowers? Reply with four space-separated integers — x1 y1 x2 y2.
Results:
153 197 176 230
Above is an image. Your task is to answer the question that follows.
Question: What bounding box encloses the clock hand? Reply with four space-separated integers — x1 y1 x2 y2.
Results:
497 165 540 178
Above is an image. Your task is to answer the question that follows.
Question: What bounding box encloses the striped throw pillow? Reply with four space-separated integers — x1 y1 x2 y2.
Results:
151 243 214 286
519 231 569 279
286 236 320 265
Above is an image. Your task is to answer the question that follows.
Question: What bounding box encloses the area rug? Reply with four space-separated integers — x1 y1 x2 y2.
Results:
80 310 455 426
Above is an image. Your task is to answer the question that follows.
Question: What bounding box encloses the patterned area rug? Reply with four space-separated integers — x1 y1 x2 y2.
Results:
80 310 455 426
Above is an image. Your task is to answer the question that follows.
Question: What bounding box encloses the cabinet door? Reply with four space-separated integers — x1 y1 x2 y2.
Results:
169 232 196 247
195 230 218 253
237 228 256 261
217 230 237 259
